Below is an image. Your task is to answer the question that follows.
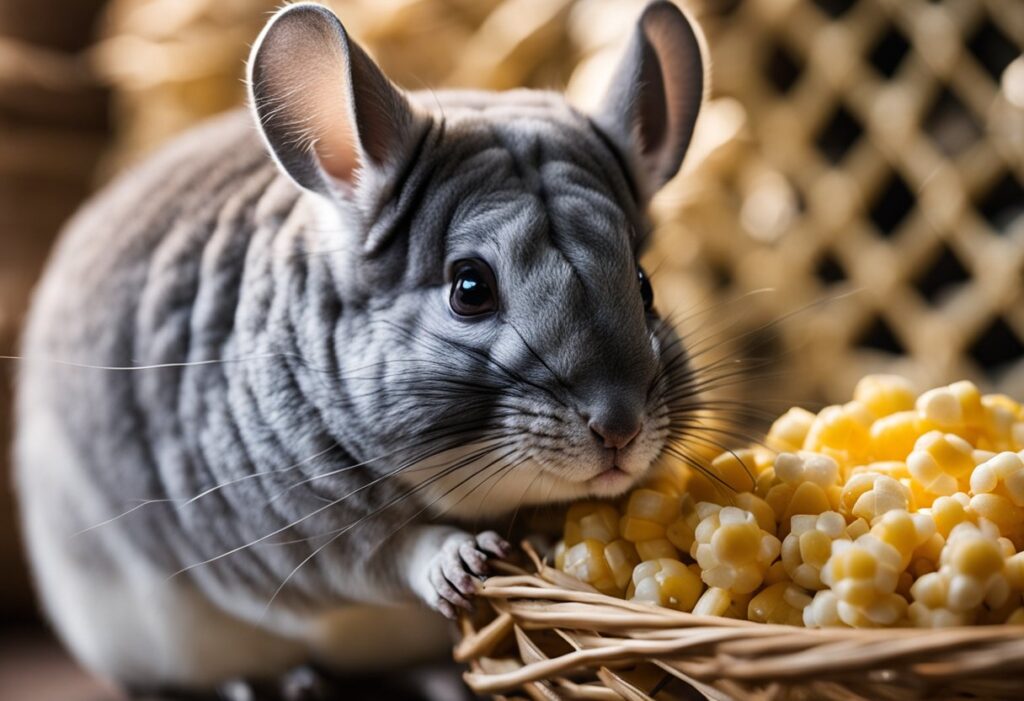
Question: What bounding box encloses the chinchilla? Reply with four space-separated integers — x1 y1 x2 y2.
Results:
14 0 706 695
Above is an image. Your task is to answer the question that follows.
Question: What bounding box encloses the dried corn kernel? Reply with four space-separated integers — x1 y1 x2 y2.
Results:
854 374 916 419
763 452 842 529
555 376 1024 630
693 504 781 594
869 411 921 462
907 431 975 496
766 407 816 452
748 581 812 626
692 586 731 617
870 510 936 569
908 523 1011 626
802 590 845 628
971 452 1024 506
782 511 848 590
563 539 618 595
625 488 680 525
916 381 983 430
839 472 910 522
821 535 907 626
803 402 873 466
565 503 619 546
630 558 703 611
603 539 640 591
635 538 679 561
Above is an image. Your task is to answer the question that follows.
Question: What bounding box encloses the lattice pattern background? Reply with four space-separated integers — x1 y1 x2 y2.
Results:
89 0 1024 412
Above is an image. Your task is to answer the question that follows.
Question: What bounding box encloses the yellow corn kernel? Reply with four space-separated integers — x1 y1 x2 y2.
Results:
692 586 732 617
708 449 759 493
603 539 640 591
941 523 1010 612
870 510 936 569
625 488 680 526
692 504 781 594
748 581 812 626
822 535 906 626
766 452 842 530
854 374 916 419
666 494 699 553
846 517 870 540
868 411 921 462
723 590 755 619
924 492 974 537
684 468 725 505
734 492 777 534
840 472 910 522
916 381 984 430
803 590 846 627
969 493 1024 538
565 503 619 546
763 559 789 585
553 540 566 570
635 538 679 561
1006 552 1024 592
907 431 975 496
766 407 817 452
563 539 618 595
971 452 1024 507
782 511 848 590
909 573 973 627
630 558 704 611
803 402 873 466
619 515 665 543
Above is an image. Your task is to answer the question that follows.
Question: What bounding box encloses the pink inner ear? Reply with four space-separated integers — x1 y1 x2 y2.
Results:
262 18 363 186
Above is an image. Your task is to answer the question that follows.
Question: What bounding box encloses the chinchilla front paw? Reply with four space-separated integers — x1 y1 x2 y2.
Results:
425 530 511 619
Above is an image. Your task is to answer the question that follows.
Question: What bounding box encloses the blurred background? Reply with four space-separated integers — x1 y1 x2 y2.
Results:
0 0 1021 697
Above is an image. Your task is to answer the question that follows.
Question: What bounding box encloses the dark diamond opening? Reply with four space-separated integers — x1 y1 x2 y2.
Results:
869 172 916 237
913 242 971 305
868 25 911 78
969 317 1024 374
709 260 733 290
815 104 863 164
765 42 803 94
923 88 983 157
967 19 1019 80
712 0 745 14
815 250 847 285
977 174 1024 234
812 0 856 19
856 315 906 355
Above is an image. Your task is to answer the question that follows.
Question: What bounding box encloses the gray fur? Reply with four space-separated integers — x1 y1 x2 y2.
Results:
14 1 705 691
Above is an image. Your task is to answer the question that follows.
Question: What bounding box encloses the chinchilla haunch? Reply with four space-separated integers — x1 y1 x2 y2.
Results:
15 1 706 695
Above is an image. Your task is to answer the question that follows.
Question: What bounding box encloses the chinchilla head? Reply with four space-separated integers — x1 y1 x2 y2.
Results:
247 2 706 514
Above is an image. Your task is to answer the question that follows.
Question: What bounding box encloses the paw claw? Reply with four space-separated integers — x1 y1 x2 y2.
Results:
423 531 512 618
476 530 512 559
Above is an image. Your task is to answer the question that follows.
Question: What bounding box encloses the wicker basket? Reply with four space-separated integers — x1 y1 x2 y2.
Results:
455 544 1024 701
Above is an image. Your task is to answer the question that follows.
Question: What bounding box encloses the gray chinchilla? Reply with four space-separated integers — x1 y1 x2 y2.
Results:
14 1 706 695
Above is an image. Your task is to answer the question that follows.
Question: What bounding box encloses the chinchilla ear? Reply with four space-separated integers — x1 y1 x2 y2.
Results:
247 2 423 197
593 1 706 198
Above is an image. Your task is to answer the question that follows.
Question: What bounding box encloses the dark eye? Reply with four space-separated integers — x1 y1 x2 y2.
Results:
450 259 498 317
638 266 654 311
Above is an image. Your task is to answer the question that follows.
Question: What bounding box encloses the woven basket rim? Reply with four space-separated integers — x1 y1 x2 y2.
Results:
456 543 1024 699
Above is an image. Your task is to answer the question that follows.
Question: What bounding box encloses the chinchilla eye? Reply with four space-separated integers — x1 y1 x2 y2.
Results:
638 266 654 311
450 259 498 317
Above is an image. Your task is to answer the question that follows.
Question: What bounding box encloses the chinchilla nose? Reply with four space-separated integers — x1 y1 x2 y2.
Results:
588 404 642 450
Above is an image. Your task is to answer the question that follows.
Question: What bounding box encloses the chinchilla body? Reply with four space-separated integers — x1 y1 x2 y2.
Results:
14 1 707 693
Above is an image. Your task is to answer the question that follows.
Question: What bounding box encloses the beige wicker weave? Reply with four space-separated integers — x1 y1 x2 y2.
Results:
456 545 1024 701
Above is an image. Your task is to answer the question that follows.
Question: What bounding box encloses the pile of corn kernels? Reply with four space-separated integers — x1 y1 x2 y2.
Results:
554 376 1024 628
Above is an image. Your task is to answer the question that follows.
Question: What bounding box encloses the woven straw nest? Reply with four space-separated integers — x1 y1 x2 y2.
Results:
455 544 1024 701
